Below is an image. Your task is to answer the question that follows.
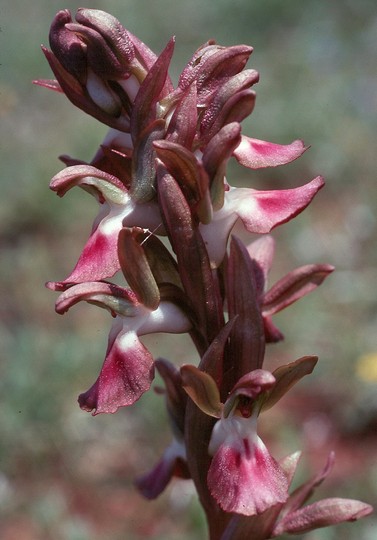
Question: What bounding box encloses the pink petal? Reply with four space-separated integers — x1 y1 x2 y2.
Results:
235 176 325 233
55 216 121 287
233 136 307 169
208 436 288 516
78 330 154 414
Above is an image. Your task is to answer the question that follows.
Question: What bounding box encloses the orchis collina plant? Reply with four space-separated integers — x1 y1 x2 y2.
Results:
36 8 372 539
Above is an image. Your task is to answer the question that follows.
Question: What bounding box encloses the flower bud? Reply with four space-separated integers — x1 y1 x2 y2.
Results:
46 9 143 127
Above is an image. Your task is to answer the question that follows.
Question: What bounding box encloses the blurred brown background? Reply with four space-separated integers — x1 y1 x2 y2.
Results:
1 0 376 538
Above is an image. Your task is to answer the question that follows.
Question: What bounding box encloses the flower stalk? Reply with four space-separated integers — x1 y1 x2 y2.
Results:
36 8 373 538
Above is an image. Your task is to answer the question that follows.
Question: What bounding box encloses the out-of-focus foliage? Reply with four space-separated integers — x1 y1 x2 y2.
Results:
1 1 376 538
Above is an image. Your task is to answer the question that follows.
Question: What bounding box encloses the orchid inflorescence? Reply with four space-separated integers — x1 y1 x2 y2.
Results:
36 8 372 539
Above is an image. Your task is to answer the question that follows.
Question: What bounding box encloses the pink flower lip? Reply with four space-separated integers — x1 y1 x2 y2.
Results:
208 415 289 516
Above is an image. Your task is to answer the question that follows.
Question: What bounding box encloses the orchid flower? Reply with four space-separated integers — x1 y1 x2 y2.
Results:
180 355 318 517
55 281 191 414
47 164 162 289
207 370 289 516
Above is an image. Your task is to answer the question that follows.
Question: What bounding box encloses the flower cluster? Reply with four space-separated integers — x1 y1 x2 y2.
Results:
37 9 372 539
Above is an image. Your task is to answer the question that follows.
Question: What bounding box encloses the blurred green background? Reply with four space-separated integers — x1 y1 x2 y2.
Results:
1 0 376 538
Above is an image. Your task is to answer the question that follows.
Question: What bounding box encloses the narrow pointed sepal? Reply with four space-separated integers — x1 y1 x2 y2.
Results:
135 439 190 499
272 498 373 536
155 358 187 435
262 264 335 316
130 37 175 142
261 356 318 412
